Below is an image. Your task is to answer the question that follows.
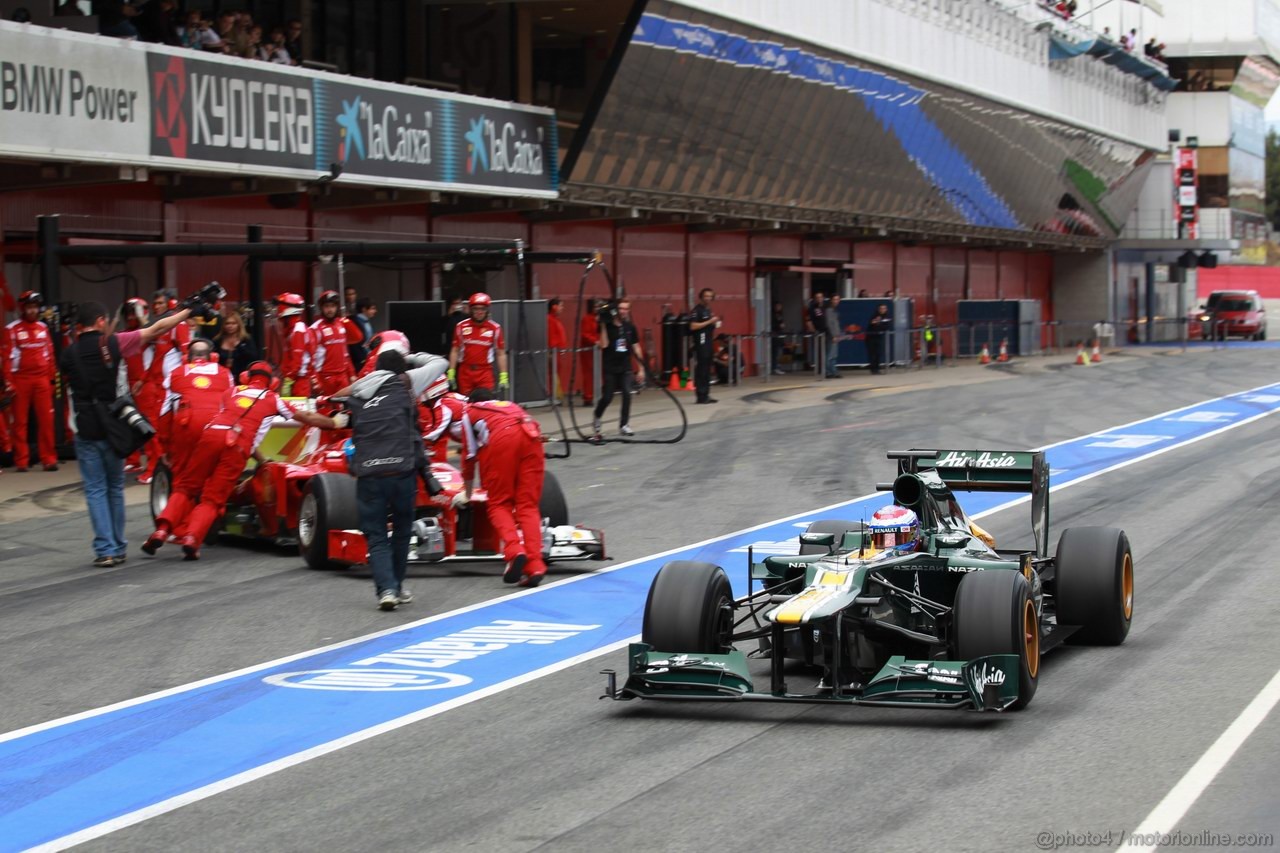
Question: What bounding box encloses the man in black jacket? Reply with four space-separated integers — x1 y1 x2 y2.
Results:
60 301 194 567
592 299 646 437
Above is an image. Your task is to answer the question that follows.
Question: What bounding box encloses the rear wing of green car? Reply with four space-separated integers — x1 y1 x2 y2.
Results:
886 449 1050 558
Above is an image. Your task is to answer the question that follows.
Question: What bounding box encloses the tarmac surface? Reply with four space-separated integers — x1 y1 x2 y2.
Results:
2 343 1278 852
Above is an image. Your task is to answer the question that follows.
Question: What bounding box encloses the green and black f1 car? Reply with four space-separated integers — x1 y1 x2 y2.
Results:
604 449 1134 712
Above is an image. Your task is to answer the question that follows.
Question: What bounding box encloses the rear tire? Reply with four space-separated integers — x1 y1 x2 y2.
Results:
954 570 1039 710
1055 526 1133 646
540 471 569 527
642 561 734 654
799 520 867 555
299 473 360 570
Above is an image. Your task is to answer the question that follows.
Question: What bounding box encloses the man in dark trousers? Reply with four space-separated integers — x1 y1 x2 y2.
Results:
592 299 646 437
688 288 720 404
344 348 449 610
867 303 891 375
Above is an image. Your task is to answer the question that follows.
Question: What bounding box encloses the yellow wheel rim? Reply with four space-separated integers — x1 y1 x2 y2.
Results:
1024 600 1040 679
1121 553 1134 620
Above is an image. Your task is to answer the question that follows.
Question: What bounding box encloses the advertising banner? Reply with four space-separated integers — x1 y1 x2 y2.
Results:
0 22 149 160
0 22 558 198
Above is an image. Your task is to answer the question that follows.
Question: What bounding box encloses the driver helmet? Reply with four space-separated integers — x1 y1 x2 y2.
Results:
867 505 921 554
368 329 410 357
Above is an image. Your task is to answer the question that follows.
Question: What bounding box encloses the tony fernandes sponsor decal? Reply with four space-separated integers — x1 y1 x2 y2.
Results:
935 451 1020 468
263 620 600 692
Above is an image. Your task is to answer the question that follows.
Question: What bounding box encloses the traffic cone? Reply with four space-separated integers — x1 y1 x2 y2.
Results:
996 338 1010 362
667 369 682 391
1090 340 1103 364
1075 342 1090 366
978 343 992 365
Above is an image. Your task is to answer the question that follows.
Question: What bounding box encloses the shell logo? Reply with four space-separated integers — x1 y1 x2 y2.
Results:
193 376 211 389
237 396 254 409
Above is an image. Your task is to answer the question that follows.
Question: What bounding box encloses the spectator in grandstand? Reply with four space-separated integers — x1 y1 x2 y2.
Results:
284 18 306 65
98 2 140 39
137 0 180 45
214 310 261 379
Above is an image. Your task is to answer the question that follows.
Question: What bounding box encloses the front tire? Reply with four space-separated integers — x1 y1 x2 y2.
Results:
149 460 172 526
642 561 734 654
299 473 360 570
954 570 1039 710
540 471 569 527
1055 526 1133 645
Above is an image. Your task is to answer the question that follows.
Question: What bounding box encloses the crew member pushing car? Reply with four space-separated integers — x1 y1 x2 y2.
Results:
310 289 363 395
143 362 343 560
139 291 192 483
458 387 546 587
447 293 508 396
5 291 58 471
158 339 235 471
424 389 468 463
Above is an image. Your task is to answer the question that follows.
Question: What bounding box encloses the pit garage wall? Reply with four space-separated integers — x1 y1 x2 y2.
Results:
0 190 1052 359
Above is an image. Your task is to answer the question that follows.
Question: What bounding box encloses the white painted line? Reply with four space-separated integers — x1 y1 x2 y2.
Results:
17 379 1280 851
1117 667 1280 853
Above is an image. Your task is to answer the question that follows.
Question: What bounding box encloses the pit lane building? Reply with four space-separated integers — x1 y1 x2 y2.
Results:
0 0 1181 363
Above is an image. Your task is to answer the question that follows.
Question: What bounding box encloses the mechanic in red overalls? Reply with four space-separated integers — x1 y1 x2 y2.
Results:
547 298 568 402
143 362 342 560
139 292 191 484
447 293 508 397
157 338 235 471
310 289 363 396
424 389 468 464
274 292 314 397
119 297 151 473
5 291 58 472
458 387 546 587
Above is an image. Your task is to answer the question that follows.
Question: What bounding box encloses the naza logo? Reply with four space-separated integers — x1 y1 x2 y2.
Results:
465 117 489 174
336 97 365 162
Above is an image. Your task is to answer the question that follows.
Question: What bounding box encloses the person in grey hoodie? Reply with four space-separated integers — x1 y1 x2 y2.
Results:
328 350 449 610
824 293 845 378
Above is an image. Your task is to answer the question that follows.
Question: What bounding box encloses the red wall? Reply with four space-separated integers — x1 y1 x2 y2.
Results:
1198 266 1280 299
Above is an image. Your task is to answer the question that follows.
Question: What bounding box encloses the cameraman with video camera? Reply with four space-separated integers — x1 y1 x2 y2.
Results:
60 283 221 568
591 298 646 438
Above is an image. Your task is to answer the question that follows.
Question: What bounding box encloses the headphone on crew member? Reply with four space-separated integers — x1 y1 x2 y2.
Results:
239 361 280 391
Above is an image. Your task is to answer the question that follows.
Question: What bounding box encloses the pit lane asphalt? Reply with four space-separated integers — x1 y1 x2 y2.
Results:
4 348 1279 852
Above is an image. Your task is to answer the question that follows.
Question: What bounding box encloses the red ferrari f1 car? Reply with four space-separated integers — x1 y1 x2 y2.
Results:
150 412 605 571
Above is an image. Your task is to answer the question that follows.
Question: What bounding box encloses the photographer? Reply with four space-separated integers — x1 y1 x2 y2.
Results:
60 293 209 568
592 299 646 437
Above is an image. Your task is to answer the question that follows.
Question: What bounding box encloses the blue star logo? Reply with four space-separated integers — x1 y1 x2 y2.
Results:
336 98 365 161
465 117 488 173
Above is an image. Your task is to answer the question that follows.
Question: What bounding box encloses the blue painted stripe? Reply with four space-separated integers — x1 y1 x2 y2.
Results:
629 13 1022 230
3 384 1280 850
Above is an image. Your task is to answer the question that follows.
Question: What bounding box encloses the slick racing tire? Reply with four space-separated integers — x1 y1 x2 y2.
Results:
540 471 569 527
299 473 360 571
1054 526 1133 646
954 570 1039 711
149 460 172 526
642 561 734 655
799 520 867 555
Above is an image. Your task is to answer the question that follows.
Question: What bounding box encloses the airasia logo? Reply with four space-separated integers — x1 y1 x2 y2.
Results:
152 54 187 159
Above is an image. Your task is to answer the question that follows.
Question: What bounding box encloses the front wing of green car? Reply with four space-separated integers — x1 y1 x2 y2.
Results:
604 645 1021 712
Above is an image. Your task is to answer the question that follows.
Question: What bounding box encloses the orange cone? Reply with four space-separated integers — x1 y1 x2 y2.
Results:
1090 340 1103 364
668 370 682 391
1075 342 1090 366
978 343 991 365
996 338 1010 362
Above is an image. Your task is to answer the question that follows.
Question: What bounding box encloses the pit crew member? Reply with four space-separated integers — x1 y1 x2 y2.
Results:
447 292 508 397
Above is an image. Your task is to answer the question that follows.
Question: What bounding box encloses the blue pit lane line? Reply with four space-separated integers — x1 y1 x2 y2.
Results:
4 382 1280 851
